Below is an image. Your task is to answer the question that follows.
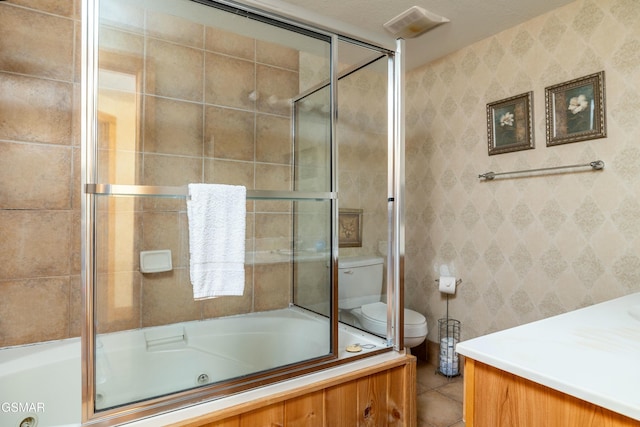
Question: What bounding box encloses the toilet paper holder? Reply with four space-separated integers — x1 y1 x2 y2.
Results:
434 278 462 377
434 278 463 287
436 279 462 288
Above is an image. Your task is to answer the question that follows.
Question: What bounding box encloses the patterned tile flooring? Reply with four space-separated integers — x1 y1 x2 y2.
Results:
416 359 465 427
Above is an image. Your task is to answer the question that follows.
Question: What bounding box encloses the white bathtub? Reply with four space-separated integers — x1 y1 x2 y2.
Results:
0 307 387 427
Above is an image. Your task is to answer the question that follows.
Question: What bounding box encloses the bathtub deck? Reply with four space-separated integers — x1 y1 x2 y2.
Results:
131 351 417 427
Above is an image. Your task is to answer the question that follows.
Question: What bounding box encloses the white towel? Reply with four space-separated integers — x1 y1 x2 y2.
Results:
187 183 246 299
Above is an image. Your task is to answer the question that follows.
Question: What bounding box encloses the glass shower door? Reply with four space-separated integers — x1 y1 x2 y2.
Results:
85 0 336 420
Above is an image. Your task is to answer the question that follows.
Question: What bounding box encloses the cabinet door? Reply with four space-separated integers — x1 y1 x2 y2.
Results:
464 359 640 427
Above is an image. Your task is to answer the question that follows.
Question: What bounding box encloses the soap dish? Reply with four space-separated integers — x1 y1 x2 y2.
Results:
140 250 172 273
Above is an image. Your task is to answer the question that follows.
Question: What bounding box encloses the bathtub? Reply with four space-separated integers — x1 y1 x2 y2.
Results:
0 307 388 427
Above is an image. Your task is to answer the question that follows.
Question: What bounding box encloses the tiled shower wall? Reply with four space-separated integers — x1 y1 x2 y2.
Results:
0 0 82 347
0 0 304 345
405 0 640 342
338 64 389 260
95 2 301 333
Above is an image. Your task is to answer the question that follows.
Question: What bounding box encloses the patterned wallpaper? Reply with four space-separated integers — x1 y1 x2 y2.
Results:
404 0 640 342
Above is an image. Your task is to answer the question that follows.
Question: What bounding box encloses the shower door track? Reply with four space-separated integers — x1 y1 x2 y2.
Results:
86 183 337 200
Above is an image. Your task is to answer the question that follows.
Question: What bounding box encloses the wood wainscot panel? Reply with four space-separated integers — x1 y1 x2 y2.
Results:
464 358 640 427
171 354 416 427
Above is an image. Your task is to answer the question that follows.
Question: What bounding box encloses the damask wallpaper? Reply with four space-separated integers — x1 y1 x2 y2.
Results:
404 0 640 341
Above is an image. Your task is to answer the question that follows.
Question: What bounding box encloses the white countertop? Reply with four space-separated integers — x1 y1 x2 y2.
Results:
456 292 640 421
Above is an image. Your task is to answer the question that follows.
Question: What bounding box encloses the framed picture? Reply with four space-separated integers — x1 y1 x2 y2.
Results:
545 71 606 146
486 92 534 155
338 208 362 248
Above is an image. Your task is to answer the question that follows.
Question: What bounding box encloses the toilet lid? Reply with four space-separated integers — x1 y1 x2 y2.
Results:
360 302 388 322
361 302 428 337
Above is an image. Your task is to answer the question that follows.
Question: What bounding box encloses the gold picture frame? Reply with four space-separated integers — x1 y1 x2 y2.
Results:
545 71 606 146
338 208 362 248
486 91 534 156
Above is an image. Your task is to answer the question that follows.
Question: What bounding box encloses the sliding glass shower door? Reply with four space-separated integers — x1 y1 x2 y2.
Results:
83 0 400 424
85 0 336 421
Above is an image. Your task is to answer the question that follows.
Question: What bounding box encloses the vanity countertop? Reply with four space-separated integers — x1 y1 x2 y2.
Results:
456 292 640 421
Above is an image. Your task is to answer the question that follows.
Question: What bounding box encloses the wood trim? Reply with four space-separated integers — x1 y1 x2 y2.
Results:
463 358 475 427
170 355 416 427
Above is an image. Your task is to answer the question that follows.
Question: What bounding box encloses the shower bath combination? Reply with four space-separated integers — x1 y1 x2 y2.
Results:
78 0 405 424
0 0 446 426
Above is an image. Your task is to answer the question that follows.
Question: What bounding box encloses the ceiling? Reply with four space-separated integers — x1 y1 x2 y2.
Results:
241 0 576 69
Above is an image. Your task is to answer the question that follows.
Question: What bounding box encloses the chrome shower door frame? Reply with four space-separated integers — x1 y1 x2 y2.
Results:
80 0 405 425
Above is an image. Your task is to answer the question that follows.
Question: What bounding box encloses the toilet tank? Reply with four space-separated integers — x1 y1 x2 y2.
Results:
338 256 384 309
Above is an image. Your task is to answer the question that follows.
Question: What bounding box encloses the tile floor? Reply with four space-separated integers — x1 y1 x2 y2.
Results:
416 359 465 427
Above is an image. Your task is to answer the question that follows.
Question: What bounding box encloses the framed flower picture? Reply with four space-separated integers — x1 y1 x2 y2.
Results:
338 208 362 248
486 92 534 155
545 71 606 146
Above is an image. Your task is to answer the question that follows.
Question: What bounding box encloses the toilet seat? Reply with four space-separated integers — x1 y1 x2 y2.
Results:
360 302 428 338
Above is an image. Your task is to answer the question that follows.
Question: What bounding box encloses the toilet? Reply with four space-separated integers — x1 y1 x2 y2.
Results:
338 256 428 348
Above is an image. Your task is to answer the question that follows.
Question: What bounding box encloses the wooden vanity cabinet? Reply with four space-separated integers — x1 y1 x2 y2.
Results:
463 358 640 427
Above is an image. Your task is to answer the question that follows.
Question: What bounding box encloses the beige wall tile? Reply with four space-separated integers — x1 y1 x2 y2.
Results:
256 64 299 116
0 5 74 80
73 21 81 83
205 159 255 188
2 0 327 345
144 96 203 157
293 260 330 309
0 277 70 346
69 275 82 337
95 272 141 333
142 212 182 269
99 27 145 61
336 67 388 259
257 40 299 71
0 73 73 145
256 114 292 164
145 38 204 102
6 0 74 17
143 154 202 187
255 163 291 191
254 263 291 311
94 206 141 273
205 106 255 161
205 52 255 109
0 142 72 209
99 1 145 35
72 82 81 145
70 210 82 275
255 213 292 252
72 146 81 210
141 269 201 326
0 210 71 279
147 9 204 48
205 27 255 60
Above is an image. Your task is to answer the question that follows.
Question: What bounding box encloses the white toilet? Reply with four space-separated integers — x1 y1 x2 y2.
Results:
338 256 428 348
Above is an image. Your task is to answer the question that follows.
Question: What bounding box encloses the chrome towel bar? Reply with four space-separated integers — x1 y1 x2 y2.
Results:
85 184 336 201
478 160 604 181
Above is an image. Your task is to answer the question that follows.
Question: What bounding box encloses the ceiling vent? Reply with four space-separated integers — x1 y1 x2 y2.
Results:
383 6 449 39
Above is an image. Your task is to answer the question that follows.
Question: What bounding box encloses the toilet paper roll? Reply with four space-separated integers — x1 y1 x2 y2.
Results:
438 275 457 294
439 356 460 376
440 337 458 358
